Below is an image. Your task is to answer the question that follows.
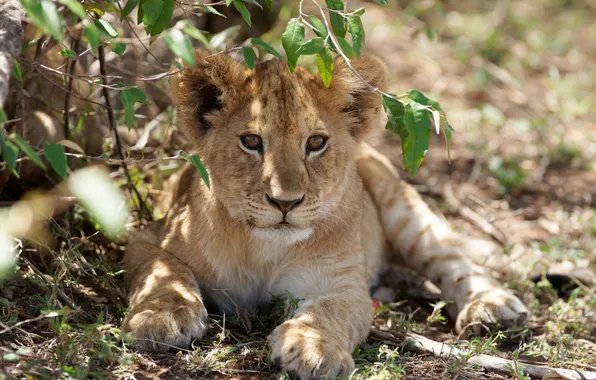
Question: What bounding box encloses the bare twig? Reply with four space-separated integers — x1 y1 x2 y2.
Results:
369 329 596 379
34 68 109 109
63 37 80 142
40 64 128 91
306 0 406 102
443 183 508 245
122 16 169 69
15 149 183 165
46 66 183 83
97 45 151 220
0 0 23 107
0 312 49 335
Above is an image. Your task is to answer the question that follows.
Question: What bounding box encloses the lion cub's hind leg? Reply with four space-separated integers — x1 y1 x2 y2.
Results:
356 142 529 334
123 234 208 352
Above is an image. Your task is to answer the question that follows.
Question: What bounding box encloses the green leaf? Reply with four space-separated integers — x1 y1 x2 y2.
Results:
297 37 325 55
0 139 19 171
251 38 282 58
265 0 272 10
308 15 327 38
382 95 408 164
43 142 68 179
335 36 353 59
60 49 77 59
121 0 140 19
444 122 454 161
376 0 388 4
180 152 210 189
68 167 129 239
242 47 256 69
12 61 21 82
140 0 173 36
233 0 251 27
110 42 126 55
225 0 233 5
0 108 7 124
137 1 145 25
307 15 338 54
406 89 454 160
282 18 305 72
11 135 46 170
21 0 63 42
180 20 212 49
141 0 163 27
325 0 346 38
203 5 226 17
149 0 174 36
406 89 434 106
403 103 432 178
58 0 87 20
119 84 151 130
348 16 365 57
83 20 99 53
353 8 365 17
242 0 262 9
22 39 37 52
164 29 196 68
382 95 406 130
316 47 333 88
96 19 119 39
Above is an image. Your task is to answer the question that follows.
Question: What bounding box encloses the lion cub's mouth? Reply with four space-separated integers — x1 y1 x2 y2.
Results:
249 222 314 244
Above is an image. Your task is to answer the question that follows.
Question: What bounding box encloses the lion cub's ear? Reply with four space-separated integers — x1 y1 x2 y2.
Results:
328 54 387 139
171 49 247 134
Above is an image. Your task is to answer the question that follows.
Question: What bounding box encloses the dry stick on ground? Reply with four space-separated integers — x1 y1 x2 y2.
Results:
443 183 508 245
0 0 22 107
97 45 151 219
369 329 596 380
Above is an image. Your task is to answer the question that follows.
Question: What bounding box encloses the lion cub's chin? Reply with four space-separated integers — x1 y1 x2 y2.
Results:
251 225 314 245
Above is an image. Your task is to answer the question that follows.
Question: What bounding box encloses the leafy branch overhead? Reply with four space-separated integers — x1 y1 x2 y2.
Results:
4 0 454 226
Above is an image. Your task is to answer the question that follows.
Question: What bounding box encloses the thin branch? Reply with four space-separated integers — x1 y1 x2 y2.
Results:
444 183 508 245
122 17 169 69
307 0 406 102
98 45 151 220
34 68 109 109
63 37 80 143
40 64 128 90
369 329 596 380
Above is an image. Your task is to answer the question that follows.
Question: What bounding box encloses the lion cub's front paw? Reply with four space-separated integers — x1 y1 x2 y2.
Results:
269 320 354 380
456 288 529 335
124 295 208 352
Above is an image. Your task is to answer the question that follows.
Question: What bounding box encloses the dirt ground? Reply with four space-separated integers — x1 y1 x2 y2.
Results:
1 0 595 379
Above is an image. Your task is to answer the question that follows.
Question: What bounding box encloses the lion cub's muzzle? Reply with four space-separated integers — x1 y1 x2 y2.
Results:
265 193 305 216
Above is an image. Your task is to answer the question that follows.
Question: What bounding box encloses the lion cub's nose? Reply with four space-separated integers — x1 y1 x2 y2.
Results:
266 194 304 214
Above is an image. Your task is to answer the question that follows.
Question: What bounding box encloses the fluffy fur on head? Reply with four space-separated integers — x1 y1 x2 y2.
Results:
170 49 388 239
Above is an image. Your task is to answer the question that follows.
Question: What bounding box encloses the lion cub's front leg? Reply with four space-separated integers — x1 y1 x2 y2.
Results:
123 241 208 352
269 257 373 379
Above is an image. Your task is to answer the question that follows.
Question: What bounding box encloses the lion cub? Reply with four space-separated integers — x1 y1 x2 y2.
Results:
123 49 529 378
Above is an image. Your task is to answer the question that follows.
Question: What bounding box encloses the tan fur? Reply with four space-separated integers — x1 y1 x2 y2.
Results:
123 50 529 379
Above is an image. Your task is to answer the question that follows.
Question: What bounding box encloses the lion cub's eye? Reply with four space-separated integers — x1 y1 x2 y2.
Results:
240 134 263 151
306 135 328 153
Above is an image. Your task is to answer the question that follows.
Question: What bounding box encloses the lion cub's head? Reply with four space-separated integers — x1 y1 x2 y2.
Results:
172 49 386 244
